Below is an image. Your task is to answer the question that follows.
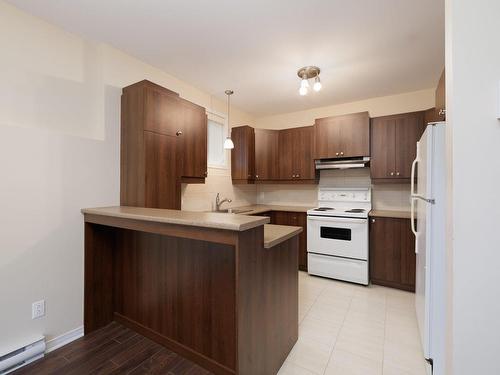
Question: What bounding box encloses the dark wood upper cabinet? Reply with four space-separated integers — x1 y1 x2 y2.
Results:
255 129 279 181
278 129 294 180
144 83 182 137
370 111 425 182
370 216 416 292
121 80 207 209
144 131 181 209
314 112 370 159
231 126 255 184
279 126 317 182
179 98 207 181
435 69 446 121
395 112 426 178
293 126 316 180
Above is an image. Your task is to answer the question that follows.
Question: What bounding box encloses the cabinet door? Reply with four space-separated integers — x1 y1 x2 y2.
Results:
424 107 440 124
339 112 370 157
370 117 396 179
394 112 425 179
289 212 308 271
315 112 369 159
370 217 398 282
273 211 290 226
314 117 342 159
144 131 180 209
278 129 294 180
370 216 415 291
435 70 446 121
231 126 255 182
180 99 207 179
255 129 279 180
398 219 416 288
292 126 316 180
252 211 276 224
144 87 182 136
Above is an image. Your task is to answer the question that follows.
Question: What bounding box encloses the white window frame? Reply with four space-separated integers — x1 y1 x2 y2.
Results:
206 109 229 170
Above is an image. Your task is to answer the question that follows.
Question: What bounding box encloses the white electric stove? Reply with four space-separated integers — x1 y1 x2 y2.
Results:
307 188 371 285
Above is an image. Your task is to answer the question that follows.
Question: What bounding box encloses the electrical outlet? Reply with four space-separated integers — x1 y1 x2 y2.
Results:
32 300 45 319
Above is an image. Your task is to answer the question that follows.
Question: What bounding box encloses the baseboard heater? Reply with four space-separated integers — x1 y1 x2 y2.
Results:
0 337 45 374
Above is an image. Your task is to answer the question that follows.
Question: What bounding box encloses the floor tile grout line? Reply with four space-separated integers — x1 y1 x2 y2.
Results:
321 289 354 375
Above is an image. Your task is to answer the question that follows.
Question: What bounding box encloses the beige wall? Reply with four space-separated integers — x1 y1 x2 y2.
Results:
0 0 254 352
254 89 435 130
254 89 435 210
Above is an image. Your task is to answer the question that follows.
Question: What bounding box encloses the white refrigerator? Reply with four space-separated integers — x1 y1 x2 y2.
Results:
411 122 446 375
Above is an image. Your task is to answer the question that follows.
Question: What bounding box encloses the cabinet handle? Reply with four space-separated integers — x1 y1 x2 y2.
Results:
336 152 339 156
371 218 376 223
292 174 296 178
296 174 300 178
438 109 446 116
256 175 259 179
340 151 344 156
176 130 183 136
204 171 208 177
390 172 394 176
396 172 400 176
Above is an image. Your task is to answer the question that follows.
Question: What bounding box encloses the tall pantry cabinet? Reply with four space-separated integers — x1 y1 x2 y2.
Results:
120 80 207 209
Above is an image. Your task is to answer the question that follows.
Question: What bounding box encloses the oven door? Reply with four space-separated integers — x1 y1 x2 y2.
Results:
307 215 368 260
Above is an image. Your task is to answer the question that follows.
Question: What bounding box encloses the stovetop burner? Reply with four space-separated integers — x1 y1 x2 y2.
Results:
314 207 335 211
344 208 366 213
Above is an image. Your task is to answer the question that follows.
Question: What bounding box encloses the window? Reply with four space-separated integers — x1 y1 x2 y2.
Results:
207 112 228 169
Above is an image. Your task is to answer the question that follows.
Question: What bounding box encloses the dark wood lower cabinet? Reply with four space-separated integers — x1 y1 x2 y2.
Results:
369 216 416 292
84 214 298 375
272 211 308 272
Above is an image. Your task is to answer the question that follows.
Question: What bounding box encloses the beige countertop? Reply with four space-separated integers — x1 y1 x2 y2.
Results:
229 204 312 215
263 224 303 249
369 209 411 219
81 206 270 231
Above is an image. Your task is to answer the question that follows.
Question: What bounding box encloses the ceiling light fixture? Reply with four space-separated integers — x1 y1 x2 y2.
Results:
297 66 321 96
223 90 234 150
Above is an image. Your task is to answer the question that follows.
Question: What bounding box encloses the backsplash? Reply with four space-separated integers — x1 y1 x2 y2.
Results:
256 168 411 211
181 167 257 211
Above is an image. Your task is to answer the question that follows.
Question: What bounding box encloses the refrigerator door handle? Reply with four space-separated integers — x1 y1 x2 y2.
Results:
411 147 419 197
410 196 419 254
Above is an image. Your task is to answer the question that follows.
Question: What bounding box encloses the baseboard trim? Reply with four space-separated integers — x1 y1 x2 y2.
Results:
45 326 84 353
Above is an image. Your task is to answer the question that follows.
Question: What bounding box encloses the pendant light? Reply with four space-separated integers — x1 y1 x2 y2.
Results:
223 90 234 149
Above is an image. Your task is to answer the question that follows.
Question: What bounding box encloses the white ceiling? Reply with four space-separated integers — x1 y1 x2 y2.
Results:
7 0 444 117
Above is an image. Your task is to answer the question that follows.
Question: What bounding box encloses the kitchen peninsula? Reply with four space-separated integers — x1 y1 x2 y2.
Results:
82 206 301 375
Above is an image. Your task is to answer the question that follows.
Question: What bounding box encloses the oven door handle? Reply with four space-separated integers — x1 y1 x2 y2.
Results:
307 216 367 224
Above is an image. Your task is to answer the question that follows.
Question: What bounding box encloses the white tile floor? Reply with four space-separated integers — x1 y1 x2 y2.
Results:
279 272 428 375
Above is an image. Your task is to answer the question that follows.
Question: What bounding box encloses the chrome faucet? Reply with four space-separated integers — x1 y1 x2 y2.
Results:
215 193 232 211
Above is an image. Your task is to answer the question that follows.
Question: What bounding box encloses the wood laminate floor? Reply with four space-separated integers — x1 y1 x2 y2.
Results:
12 322 212 375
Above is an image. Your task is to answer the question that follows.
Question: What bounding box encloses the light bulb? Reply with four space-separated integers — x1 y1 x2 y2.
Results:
300 78 310 89
313 76 322 92
223 137 234 149
299 86 308 96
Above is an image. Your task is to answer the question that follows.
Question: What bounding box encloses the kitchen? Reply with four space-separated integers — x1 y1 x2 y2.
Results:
1 1 500 375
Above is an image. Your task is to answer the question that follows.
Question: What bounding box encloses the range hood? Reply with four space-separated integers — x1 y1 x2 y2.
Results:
315 156 370 170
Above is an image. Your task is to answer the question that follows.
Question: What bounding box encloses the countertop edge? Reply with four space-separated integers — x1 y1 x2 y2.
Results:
230 204 313 215
369 210 411 219
264 224 303 249
82 207 270 231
